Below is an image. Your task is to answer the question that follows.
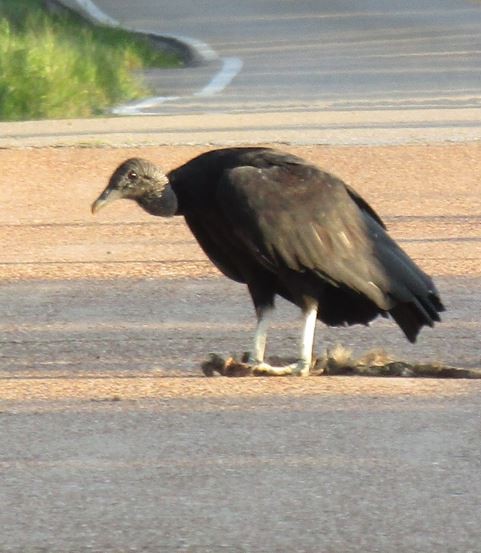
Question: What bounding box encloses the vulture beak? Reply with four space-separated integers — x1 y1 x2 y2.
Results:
91 188 123 214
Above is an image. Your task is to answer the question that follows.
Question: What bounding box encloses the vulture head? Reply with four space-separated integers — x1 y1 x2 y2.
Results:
91 158 178 217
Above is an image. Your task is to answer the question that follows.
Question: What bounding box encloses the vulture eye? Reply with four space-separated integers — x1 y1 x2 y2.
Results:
127 170 137 181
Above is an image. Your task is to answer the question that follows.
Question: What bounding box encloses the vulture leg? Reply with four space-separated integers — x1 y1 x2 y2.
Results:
253 302 318 377
252 305 273 365
298 302 318 373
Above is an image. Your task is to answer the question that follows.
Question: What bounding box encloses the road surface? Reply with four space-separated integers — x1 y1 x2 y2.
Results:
1 143 481 552
70 0 481 115
2 5 481 549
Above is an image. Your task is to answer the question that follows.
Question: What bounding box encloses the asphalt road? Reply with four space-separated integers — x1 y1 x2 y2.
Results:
3 4 481 548
77 0 481 115
1 143 481 552
2 387 481 553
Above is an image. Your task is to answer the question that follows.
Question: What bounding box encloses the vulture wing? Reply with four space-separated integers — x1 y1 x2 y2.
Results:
217 161 442 339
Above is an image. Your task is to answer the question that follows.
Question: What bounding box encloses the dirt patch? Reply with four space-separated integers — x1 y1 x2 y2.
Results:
1 373 480 402
1 143 480 281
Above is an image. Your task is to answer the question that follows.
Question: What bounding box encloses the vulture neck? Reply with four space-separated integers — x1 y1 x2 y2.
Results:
137 183 178 217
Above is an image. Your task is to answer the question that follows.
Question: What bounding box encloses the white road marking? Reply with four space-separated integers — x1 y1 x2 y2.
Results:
194 57 244 97
153 33 219 64
112 96 182 116
68 0 243 115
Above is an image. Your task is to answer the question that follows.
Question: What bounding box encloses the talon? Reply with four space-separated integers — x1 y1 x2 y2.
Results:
252 362 293 376
251 361 310 377
294 361 310 377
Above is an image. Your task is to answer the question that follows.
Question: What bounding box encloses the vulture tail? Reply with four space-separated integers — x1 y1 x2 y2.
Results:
389 291 445 343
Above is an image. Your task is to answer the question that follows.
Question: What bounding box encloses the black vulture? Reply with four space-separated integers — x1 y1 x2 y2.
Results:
91 147 444 376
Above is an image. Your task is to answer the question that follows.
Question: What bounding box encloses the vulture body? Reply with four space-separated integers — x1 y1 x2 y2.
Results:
92 147 444 375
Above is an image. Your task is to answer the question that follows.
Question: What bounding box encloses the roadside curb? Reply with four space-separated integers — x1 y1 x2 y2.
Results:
53 0 245 115
55 0 217 66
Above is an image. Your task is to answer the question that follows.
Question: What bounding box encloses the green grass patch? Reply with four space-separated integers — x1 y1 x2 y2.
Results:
0 0 182 121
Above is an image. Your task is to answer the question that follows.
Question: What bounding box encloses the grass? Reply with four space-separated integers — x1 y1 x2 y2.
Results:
0 0 182 121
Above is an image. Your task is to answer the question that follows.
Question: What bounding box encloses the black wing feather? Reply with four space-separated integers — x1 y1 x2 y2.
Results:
217 161 443 342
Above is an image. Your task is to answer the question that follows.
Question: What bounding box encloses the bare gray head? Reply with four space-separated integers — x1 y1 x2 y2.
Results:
91 158 178 217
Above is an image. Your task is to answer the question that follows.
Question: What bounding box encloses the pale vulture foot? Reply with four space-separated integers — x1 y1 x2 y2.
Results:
252 361 310 377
